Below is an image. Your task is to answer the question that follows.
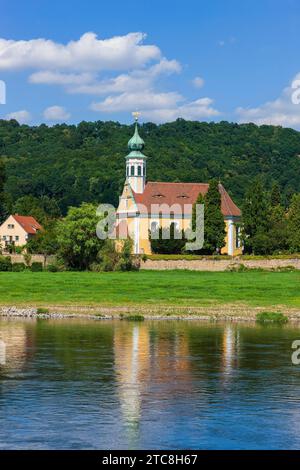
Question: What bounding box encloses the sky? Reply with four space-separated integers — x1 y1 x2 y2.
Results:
1 0 300 127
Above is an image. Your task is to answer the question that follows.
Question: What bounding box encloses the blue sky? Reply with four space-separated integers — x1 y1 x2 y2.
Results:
1 0 300 127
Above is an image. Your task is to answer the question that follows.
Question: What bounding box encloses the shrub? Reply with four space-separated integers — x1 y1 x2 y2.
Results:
0 256 12 272
226 263 249 272
150 223 187 254
46 263 59 272
37 307 49 314
95 239 140 272
12 262 26 272
123 314 145 321
31 262 43 272
23 252 32 267
273 265 296 272
256 312 288 324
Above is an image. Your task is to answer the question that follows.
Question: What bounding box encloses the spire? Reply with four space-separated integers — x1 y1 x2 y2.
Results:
127 112 145 152
125 112 147 194
126 112 146 159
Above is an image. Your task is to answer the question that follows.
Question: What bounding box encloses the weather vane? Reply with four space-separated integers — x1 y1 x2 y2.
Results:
132 111 141 122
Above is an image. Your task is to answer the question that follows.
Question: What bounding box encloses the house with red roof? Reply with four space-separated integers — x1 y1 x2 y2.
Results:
0 214 42 252
117 116 242 256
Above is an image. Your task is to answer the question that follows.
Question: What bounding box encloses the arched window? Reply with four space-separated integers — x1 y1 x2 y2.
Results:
126 166 129 176
151 221 158 232
138 165 142 176
131 166 135 176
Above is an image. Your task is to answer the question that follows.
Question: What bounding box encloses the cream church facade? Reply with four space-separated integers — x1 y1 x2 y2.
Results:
116 118 242 256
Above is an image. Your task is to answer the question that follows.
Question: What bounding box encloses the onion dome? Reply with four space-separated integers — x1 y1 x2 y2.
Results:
128 122 145 152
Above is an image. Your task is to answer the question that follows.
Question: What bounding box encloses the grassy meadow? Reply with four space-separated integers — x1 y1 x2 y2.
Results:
0 270 299 310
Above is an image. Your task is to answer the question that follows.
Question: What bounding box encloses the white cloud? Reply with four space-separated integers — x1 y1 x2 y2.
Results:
43 105 70 121
5 110 31 124
91 92 220 123
142 97 220 123
236 73 300 127
0 32 160 71
68 58 181 95
29 71 95 85
91 91 181 112
1 31 221 124
192 76 205 88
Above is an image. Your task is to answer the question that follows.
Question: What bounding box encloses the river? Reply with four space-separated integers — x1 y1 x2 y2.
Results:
0 318 300 449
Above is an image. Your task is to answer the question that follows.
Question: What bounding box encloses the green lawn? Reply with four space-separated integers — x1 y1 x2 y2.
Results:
0 270 299 309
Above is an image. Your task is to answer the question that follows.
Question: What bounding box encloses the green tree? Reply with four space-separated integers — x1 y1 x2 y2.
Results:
12 195 61 225
268 204 289 253
0 160 6 222
150 222 186 254
271 182 282 207
192 191 205 232
56 203 104 270
13 195 46 224
203 180 226 254
287 194 300 252
27 221 59 265
242 178 270 254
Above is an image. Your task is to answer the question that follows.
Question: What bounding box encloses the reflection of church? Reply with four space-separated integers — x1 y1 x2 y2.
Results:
0 321 34 370
117 114 242 255
113 322 194 446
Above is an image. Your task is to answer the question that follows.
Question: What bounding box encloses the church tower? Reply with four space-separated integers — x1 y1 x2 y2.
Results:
126 112 147 194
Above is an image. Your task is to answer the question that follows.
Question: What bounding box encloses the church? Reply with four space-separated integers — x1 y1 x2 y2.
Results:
117 116 242 256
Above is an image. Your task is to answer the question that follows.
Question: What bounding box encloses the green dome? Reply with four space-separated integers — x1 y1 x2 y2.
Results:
128 123 145 151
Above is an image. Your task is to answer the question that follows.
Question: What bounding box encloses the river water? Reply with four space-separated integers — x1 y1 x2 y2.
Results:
0 318 300 449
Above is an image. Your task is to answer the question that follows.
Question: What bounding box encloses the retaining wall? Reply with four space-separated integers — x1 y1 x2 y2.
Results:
141 258 300 271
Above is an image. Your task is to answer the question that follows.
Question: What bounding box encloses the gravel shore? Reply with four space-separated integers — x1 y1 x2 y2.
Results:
1 305 300 322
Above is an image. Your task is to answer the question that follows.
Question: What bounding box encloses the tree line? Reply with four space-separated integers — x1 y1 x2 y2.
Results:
0 118 300 266
1 118 300 219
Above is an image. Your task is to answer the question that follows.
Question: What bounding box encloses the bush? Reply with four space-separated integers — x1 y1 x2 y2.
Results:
123 314 145 321
12 262 26 272
95 239 140 272
37 307 49 314
256 312 288 324
31 262 43 272
15 246 25 255
150 223 187 254
46 263 59 272
226 263 249 272
0 256 12 272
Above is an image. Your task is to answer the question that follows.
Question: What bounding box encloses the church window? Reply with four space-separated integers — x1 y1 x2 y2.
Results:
138 165 142 176
131 166 135 176
150 221 158 232
236 226 241 248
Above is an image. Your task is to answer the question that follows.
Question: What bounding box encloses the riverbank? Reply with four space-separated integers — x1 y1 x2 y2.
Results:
0 270 300 321
2 304 300 323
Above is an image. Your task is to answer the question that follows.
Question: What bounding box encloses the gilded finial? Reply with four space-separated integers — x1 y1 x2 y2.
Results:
132 111 141 122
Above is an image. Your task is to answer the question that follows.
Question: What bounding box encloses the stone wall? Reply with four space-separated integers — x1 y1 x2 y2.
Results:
8 254 56 266
141 258 300 271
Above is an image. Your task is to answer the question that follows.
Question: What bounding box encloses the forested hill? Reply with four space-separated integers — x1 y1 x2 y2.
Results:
1 118 300 214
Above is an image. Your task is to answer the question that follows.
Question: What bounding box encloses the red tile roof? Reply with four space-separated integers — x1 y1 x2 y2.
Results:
12 215 43 234
133 182 241 217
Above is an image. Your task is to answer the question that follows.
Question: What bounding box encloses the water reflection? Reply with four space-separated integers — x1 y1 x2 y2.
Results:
0 319 300 449
114 323 150 447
